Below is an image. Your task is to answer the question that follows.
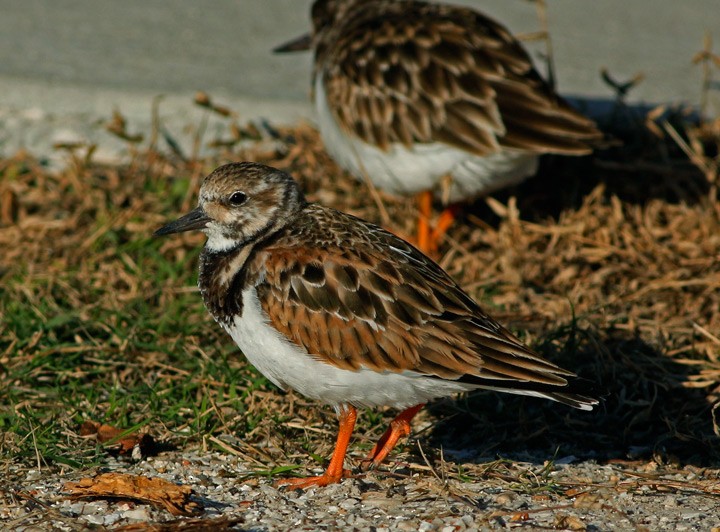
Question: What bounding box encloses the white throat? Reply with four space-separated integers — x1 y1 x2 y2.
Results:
203 222 242 252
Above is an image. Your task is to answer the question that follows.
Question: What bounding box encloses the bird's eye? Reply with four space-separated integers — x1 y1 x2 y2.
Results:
229 191 247 206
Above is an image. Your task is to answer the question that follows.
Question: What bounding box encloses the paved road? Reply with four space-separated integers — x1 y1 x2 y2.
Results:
0 0 716 163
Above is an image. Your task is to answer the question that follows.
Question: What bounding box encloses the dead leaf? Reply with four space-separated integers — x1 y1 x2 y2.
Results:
508 511 530 522
554 513 587 531
573 492 604 510
563 487 588 497
80 420 156 456
114 516 243 531
64 472 203 516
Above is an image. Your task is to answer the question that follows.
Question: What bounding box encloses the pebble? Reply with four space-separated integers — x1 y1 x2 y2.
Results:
339 498 359 510
122 508 151 521
494 490 523 509
2 449 720 530
362 497 401 510
680 510 703 520
84 514 105 525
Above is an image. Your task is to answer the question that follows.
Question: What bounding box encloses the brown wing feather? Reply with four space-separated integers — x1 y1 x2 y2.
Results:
322 1 602 156
255 205 574 390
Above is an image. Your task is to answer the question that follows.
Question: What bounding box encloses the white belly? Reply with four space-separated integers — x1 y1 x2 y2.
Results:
223 288 474 409
314 76 539 203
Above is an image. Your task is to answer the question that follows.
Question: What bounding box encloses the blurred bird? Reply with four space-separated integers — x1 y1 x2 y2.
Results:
154 162 597 489
275 0 604 253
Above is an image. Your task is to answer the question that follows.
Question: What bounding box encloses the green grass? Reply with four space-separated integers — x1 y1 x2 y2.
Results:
1 264 275 470
0 160 281 471
1 102 719 484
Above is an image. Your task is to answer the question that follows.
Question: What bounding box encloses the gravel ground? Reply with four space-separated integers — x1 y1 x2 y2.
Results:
2 98 719 531
3 447 720 531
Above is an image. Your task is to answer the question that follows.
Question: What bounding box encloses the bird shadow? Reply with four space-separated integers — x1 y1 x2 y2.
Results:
421 325 720 468
414 100 720 469
458 97 711 229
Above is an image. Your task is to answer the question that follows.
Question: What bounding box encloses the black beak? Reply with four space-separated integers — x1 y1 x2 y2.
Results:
153 207 210 237
273 33 312 53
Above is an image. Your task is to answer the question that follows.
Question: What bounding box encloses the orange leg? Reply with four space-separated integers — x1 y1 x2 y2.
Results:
363 404 425 470
416 190 433 254
276 405 357 490
430 204 461 248
416 192 460 255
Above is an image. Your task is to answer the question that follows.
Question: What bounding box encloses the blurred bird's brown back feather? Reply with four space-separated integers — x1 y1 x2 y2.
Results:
317 0 603 156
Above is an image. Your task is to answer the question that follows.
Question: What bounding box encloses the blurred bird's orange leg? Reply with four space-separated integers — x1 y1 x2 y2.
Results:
430 204 461 250
363 403 425 470
277 405 357 489
416 190 433 254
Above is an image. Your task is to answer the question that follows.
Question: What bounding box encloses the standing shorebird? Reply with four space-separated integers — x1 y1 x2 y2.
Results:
154 162 597 489
275 0 604 253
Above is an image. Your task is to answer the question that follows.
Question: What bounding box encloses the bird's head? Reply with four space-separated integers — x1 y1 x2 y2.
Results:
273 0 363 55
154 162 305 252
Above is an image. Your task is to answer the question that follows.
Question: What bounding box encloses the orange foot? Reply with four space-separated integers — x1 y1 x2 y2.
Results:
416 191 460 256
361 404 425 471
276 405 357 490
275 468 352 490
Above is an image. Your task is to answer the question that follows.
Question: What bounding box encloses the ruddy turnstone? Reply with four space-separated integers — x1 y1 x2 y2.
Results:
154 162 597 489
275 0 604 252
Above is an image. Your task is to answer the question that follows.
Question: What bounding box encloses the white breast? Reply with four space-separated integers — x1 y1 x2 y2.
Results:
223 288 475 409
314 75 539 202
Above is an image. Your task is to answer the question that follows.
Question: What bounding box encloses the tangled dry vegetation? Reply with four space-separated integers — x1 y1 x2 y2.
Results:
1 87 720 527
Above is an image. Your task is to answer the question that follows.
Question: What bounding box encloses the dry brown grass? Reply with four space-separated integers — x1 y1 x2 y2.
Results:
242 117 720 467
1 94 719 486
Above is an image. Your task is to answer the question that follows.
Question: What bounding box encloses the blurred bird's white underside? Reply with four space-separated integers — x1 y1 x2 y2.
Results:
315 76 539 202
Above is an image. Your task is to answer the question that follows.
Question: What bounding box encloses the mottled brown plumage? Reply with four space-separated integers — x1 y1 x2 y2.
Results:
276 0 604 201
276 0 606 254
159 162 595 406
310 0 602 156
155 162 597 488
256 205 577 388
